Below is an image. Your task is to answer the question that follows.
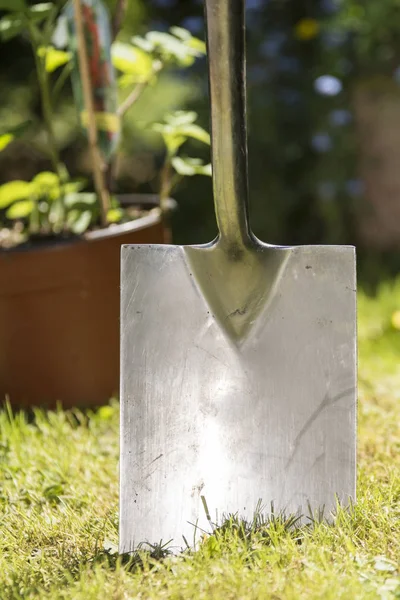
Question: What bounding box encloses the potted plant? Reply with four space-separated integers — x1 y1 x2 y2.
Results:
0 0 211 408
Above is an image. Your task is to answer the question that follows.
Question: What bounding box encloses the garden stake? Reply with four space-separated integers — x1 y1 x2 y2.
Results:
73 0 110 225
120 0 357 552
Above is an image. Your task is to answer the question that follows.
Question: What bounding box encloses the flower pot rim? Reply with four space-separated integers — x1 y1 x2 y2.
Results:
84 208 161 242
1 207 164 254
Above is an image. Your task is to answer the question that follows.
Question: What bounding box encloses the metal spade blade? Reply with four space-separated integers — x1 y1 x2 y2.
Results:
119 0 357 553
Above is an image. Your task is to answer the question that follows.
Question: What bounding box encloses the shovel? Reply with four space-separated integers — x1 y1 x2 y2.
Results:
120 0 357 553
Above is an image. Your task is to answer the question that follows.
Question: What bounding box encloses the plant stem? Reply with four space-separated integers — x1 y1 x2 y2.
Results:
29 197 40 235
159 156 172 214
158 157 173 243
52 62 73 104
117 63 162 118
29 25 64 180
108 68 161 193
73 0 110 226
117 81 147 118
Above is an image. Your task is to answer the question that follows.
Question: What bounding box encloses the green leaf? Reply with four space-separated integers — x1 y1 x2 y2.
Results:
152 124 185 155
48 197 64 227
38 46 71 73
164 111 197 127
0 15 24 41
117 74 136 89
172 156 212 177
97 405 114 421
32 171 60 201
0 1 55 41
67 209 92 234
152 111 210 155
62 180 86 195
107 208 123 223
0 0 27 11
175 123 210 145
185 36 207 55
0 2 50 41
111 41 154 82
164 134 186 155
169 26 191 41
146 31 198 66
30 3 53 17
32 171 60 188
170 26 206 54
64 192 97 209
131 35 154 54
26 3 54 27
0 134 13 152
6 199 34 219
0 180 32 208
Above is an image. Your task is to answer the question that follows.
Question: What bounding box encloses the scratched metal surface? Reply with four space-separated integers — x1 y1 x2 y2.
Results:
119 0 357 553
119 242 357 552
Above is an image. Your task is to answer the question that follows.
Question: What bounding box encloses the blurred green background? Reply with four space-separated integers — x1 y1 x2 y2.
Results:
1 0 400 287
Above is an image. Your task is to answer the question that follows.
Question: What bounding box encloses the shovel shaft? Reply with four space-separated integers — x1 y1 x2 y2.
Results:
205 0 252 249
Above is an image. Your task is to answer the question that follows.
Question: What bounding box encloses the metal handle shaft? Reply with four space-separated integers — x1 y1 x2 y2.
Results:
205 0 252 249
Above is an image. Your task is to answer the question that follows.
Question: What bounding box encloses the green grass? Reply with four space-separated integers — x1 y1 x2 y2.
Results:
1 279 400 599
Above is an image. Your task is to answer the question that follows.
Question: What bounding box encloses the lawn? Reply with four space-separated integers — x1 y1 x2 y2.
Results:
1 279 399 599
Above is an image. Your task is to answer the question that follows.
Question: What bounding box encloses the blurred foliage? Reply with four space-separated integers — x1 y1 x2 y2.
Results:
0 0 210 244
328 0 400 73
358 276 400 390
0 0 399 282
151 110 210 204
162 0 400 285
110 22 208 159
0 171 125 236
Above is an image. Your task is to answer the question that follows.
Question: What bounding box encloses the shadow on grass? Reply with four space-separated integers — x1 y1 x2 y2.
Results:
92 496 341 575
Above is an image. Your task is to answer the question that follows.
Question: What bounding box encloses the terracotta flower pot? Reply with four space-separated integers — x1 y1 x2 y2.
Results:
0 197 173 409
